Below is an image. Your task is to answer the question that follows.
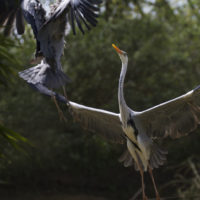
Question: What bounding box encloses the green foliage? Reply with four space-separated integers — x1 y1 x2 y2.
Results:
0 28 34 171
0 35 20 86
0 123 30 156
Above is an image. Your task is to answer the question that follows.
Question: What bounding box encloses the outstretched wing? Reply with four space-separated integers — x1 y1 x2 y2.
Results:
69 101 125 144
0 0 24 36
135 86 200 139
47 0 102 35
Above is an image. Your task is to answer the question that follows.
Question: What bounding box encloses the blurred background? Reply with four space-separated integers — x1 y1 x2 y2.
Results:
1 0 200 199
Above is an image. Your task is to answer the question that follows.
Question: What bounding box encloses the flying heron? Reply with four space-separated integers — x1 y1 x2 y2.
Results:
32 44 200 199
66 45 200 200
0 0 101 57
1 0 102 88
16 0 102 89
12 0 101 119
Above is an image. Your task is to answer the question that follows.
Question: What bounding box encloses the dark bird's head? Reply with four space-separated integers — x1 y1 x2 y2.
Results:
112 44 128 64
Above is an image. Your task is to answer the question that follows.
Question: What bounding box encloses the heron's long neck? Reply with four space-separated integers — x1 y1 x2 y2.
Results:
118 59 129 123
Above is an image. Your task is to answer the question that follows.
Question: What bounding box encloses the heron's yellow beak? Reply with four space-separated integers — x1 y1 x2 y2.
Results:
112 44 123 54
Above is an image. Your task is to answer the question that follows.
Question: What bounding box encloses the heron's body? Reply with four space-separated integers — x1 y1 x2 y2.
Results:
18 0 101 90
0 0 102 90
49 44 200 199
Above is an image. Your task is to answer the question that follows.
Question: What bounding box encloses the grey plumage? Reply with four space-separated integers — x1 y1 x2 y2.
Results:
0 0 101 36
136 85 200 139
69 101 125 144
18 60 70 89
18 0 102 90
0 0 102 89
68 86 200 170
64 44 200 199
29 56 200 198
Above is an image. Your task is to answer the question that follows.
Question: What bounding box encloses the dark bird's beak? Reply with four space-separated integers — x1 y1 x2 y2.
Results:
112 44 123 55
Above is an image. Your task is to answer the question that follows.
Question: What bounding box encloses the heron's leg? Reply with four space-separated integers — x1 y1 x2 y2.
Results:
30 40 43 64
62 86 68 100
148 166 160 200
52 95 67 122
127 139 148 200
137 164 148 200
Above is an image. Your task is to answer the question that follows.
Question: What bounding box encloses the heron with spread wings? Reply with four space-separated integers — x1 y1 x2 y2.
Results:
65 45 200 200
0 0 102 119
34 44 200 199
1 0 102 89
19 0 101 89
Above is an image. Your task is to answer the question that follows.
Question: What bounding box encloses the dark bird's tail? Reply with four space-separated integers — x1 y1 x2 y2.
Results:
18 61 70 89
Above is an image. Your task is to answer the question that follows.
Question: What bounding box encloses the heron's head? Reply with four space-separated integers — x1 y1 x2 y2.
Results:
112 44 128 64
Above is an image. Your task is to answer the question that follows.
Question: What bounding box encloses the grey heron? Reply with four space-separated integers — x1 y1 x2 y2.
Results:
67 45 200 200
1 0 102 88
16 0 102 90
0 0 101 42
15 0 101 119
20 45 200 199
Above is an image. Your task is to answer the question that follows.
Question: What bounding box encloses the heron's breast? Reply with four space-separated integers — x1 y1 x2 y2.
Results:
123 125 137 144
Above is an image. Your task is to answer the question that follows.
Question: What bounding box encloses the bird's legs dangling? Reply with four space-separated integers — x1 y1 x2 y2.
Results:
138 164 148 200
127 139 148 200
52 95 67 122
148 166 160 200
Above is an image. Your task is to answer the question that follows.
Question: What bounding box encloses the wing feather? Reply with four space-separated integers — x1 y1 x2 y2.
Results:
135 86 200 139
16 8 25 34
45 0 101 35
4 10 17 36
69 101 125 144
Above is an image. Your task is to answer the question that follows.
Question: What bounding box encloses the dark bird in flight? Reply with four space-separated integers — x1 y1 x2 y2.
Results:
1 0 102 90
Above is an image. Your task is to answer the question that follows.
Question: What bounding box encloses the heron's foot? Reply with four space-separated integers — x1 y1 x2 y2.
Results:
30 56 43 64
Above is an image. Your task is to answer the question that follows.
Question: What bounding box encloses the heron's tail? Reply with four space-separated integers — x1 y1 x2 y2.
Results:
18 61 70 89
119 144 168 171
118 150 146 171
149 144 168 169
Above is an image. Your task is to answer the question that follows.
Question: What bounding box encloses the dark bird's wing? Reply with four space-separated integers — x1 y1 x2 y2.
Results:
46 0 102 35
16 5 25 34
22 0 46 57
135 86 200 139
0 0 24 36
69 101 125 144
22 0 46 39
29 83 68 104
